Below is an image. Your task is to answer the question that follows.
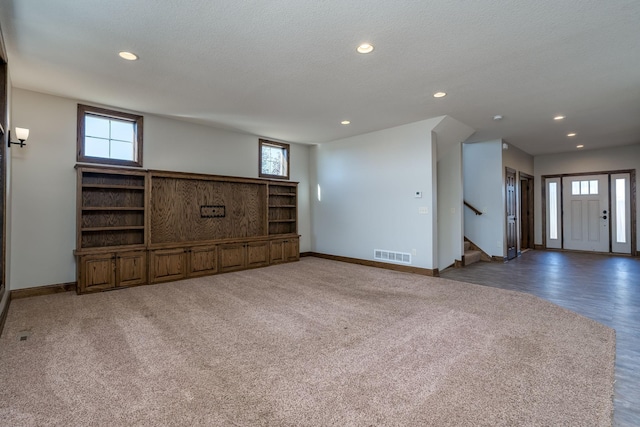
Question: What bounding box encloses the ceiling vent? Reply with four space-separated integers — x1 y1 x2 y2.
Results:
374 249 412 265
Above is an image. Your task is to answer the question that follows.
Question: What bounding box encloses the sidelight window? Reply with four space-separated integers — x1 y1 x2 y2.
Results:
615 178 626 243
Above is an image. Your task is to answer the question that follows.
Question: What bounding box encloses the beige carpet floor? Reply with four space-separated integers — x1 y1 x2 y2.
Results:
0 257 615 426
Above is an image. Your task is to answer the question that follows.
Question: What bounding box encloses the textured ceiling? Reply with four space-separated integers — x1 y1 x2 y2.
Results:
1 0 639 155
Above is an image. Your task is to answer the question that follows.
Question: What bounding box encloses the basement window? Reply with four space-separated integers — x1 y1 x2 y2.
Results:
77 104 143 167
259 139 290 180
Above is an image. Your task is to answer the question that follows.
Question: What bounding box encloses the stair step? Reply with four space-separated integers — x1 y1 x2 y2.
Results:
464 250 482 266
464 241 471 251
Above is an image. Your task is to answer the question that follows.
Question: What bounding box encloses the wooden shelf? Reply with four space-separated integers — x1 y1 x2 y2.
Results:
82 184 145 190
82 226 145 232
76 166 299 294
82 207 145 211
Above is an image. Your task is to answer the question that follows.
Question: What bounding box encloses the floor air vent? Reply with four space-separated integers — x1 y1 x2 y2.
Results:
374 249 412 265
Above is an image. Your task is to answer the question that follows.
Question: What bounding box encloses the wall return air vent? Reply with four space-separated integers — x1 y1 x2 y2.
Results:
374 249 412 265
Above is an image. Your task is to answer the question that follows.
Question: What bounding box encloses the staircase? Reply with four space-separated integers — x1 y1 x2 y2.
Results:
464 240 483 266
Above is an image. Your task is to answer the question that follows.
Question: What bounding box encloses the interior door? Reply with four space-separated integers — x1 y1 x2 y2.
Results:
505 168 517 260
520 173 534 250
562 175 609 252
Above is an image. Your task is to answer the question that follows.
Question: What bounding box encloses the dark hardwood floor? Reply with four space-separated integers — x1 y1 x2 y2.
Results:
440 250 640 427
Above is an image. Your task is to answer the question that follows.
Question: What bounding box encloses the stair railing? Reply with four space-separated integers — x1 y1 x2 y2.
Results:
464 200 483 215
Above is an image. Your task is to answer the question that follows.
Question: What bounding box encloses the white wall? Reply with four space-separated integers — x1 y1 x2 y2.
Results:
311 118 443 270
502 142 534 252
534 144 640 251
463 140 504 257
502 142 534 177
9 88 311 290
434 116 475 270
437 142 462 269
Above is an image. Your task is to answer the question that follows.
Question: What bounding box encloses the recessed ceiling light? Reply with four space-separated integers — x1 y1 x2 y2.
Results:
341 120 351 125
576 145 584 148
493 115 503 121
433 92 447 98
554 115 565 121
567 132 577 137
118 51 138 61
356 43 374 54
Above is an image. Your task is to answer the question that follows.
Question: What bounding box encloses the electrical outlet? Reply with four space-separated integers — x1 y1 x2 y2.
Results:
412 249 417 256
418 207 429 214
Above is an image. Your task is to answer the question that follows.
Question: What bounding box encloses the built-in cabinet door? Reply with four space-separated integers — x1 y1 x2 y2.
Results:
189 246 218 277
220 241 270 272
269 238 299 264
270 240 286 264
246 241 269 268
219 243 246 272
284 238 299 261
79 254 115 292
150 248 186 283
116 251 147 287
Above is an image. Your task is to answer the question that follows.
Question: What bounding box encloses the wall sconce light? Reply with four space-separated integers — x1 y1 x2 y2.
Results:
8 127 30 148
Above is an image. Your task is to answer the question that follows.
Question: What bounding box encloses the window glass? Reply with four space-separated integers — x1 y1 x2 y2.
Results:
616 178 626 243
572 181 580 195
110 120 134 143
259 139 290 180
580 180 589 195
549 182 558 239
78 104 143 167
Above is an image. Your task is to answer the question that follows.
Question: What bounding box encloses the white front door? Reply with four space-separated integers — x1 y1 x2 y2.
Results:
562 175 609 252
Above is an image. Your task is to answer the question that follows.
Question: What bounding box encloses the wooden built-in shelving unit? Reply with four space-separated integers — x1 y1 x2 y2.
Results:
75 165 299 294
268 183 297 236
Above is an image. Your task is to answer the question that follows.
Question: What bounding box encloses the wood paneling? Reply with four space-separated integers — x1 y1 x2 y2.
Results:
150 176 267 244
81 230 145 249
